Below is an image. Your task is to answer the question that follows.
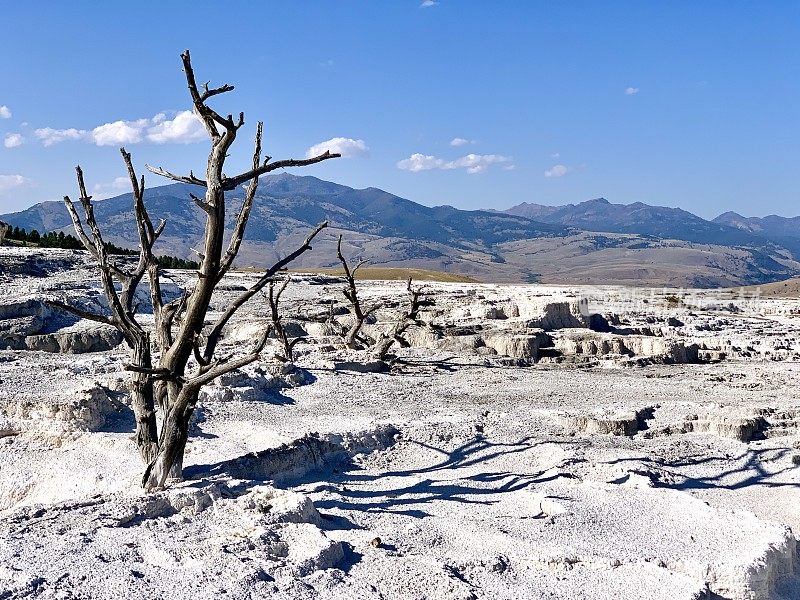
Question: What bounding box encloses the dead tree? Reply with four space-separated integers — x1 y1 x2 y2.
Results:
371 278 434 360
336 235 380 348
56 50 337 490
264 277 303 363
50 149 162 464
138 50 339 489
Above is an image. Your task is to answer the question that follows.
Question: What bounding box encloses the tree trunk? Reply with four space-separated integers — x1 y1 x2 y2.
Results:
372 336 396 360
345 321 365 349
129 334 159 464
142 387 197 489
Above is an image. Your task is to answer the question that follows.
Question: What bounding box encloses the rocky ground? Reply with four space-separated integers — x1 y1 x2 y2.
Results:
2 247 800 599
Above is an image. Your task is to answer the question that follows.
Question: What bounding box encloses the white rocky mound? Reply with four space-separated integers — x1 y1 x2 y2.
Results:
1 247 800 600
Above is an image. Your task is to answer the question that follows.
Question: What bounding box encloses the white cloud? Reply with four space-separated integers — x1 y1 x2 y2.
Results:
92 176 131 199
397 153 446 172
91 118 149 146
306 137 369 159
625 86 639 95
4 133 24 148
450 153 511 174
146 111 207 144
0 174 28 192
34 111 208 147
421 0 438 6
34 127 88 146
550 152 560 158
502 164 516 171
449 137 475 147
397 152 511 174
93 176 129 192
0 106 11 119
544 164 569 178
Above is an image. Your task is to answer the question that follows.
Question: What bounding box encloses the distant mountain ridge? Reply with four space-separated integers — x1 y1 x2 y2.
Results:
2 174 800 287
504 198 794 250
3 174 566 250
713 211 800 239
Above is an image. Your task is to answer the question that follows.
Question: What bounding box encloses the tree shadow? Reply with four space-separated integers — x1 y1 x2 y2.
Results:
293 367 317 386
305 357 519 377
600 445 800 492
337 542 364 575
299 435 575 520
185 433 571 516
392 357 525 372
99 402 137 434
243 367 316 405
181 433 577 575
251 387 297 406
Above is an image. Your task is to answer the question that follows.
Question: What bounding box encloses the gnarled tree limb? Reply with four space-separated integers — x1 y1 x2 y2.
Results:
45 299 116 327
222 151 340 191
264 277 303 363
61 153 162 465
145 165 207 187
337 235 381 349
217 121 264 281
189 326 271 389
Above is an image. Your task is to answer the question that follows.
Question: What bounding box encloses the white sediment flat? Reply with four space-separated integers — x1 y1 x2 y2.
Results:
2 247 800 599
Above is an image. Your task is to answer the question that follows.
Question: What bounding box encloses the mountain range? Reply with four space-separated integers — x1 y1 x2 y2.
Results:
2 174 799 287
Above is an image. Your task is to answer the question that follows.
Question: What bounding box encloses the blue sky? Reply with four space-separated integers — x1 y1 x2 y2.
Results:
0 1 798 218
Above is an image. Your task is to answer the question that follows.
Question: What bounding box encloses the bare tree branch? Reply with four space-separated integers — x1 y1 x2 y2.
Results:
264 277 300 362
61 153 162 466
337 235 380 349
158 293 188 349
120 148 163 316
45 299 116 327
145 165 207 187
200 80 234 102
188 193 212 214
181 49 229 140
69 166 143 343
218 121 264 280
202 222 328 362
124 364 184 382
193 337 212 368
61 196 128 280
189 326 270 389
180 51 246 139
222 151 340 191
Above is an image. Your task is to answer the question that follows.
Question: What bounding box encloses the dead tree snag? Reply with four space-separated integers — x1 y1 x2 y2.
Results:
265 277 304 363
372 278 434 360
57 49 338 490
336 235 380 348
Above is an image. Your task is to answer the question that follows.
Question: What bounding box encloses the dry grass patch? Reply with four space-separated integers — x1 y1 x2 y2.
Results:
287 267 479 283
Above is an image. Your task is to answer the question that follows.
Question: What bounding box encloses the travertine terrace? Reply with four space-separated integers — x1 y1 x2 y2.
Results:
2 246 800 599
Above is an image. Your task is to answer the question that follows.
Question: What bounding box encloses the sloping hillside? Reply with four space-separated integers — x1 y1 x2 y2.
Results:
3 175 800 286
